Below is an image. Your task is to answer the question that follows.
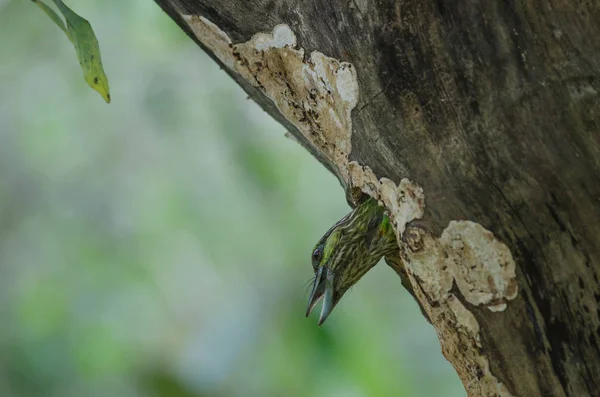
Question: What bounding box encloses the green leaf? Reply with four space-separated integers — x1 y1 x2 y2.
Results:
32 0 111 103
31 0 68 35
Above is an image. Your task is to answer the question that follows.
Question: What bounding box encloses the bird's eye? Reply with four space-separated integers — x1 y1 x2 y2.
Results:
312 248 322 263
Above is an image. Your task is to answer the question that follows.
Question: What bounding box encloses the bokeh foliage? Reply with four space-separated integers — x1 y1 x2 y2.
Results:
0 1 464 396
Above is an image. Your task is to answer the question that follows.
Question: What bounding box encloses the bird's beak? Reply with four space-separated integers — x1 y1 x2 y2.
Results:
306 267 337 325
306 267 325 317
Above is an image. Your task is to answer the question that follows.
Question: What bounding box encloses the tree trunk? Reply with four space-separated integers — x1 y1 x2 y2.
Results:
152 1 600 396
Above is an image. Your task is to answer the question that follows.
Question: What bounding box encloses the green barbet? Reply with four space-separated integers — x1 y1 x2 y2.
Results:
306 197 398 325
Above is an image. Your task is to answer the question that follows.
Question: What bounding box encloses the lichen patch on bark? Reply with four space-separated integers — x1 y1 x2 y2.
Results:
181 15 357 182
183 15 235 69
250 24 297 50
405 220 518 313
442 221 519 311
400 222 518 397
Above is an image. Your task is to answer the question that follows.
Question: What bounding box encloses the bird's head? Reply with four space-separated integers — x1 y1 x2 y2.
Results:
306 198 398 325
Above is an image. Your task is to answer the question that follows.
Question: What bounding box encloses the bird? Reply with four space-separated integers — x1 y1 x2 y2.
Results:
306 197 399 325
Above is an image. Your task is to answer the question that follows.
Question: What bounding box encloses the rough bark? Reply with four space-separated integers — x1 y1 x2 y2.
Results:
152 1 600 396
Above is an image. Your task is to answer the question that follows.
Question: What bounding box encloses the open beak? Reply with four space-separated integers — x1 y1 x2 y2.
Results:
306 267 337 325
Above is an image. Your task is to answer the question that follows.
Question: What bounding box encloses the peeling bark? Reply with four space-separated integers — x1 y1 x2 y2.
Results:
152 1 600 396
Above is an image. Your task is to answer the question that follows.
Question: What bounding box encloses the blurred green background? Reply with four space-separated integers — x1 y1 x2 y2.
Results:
0 1 464 396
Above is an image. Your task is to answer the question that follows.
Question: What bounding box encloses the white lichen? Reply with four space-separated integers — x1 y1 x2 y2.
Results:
182 16 357 183
252 24 296 50
183 15 234 69
407 220 518 312
404 221 518 397
441 221 518 311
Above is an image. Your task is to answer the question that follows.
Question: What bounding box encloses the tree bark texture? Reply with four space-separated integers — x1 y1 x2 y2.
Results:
153 1 600 396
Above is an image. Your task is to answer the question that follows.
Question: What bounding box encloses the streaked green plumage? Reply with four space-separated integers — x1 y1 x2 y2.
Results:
306 197 398 325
